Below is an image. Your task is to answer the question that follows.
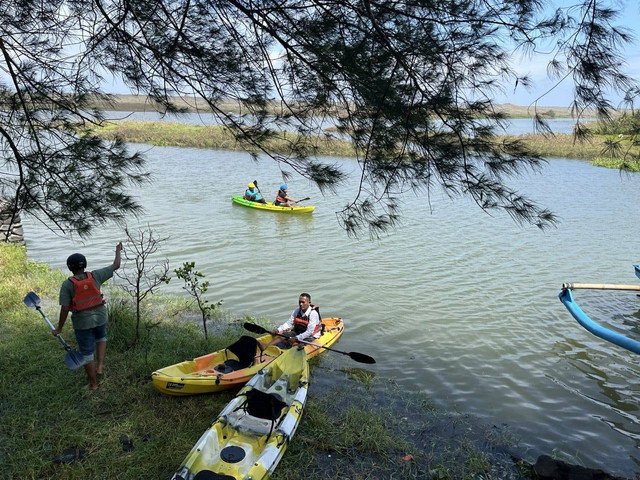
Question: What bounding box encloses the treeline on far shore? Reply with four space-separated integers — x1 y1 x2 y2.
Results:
93 114 640 172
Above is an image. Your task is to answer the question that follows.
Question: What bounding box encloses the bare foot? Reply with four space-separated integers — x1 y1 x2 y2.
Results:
96 366 104 375
87 384 99 391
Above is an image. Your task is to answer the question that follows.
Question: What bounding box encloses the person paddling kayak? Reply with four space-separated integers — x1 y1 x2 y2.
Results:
274 184 297 207
260 293 321 351
244 182 266 204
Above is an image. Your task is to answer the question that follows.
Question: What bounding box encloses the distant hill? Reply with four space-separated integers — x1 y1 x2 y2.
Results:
93 95 603 119
494 103 600 118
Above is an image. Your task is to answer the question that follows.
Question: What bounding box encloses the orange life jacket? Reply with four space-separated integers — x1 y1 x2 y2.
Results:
69 272 105 312
275 189 288 205
293 304 322 336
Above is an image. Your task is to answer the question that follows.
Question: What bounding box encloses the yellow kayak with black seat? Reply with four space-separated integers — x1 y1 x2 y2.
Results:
171 345 309 480
151 317 343 396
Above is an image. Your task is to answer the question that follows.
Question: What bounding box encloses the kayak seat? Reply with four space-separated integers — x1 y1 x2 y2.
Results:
192 470 236 480
244 389 286 420
228 388 287 437
213 359 244 374
213 336 260 373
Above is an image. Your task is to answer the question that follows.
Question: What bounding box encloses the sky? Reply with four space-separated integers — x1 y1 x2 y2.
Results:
99 1 640 109
498 0 640 107
5 1 640 109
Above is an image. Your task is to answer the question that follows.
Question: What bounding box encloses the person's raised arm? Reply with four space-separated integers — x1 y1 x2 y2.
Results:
112 242 122 270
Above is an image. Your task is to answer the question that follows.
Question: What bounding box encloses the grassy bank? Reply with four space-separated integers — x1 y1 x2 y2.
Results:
95 121 355 157
501 133 640 171
0 243 535 479
93 120 640 172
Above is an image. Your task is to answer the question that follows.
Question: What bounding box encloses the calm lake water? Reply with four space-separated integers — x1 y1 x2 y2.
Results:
22 120 640 476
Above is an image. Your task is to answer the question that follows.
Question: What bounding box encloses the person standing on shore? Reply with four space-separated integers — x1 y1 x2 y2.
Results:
53 243 122 390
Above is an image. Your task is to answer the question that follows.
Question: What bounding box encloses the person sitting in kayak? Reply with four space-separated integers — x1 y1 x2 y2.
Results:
260 293 321 350
274 184 297 207
244 182 266 204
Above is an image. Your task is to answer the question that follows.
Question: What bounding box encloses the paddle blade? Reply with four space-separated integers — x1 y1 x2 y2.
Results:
65 350 87 370
23 291 41 308
349 352 376 364
243 322 268 334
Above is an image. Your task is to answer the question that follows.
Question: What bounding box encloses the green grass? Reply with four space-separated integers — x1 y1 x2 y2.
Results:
498 133 640 170
1 244 532 479
95 120 640 175
591 156 640 172
93 121 355 157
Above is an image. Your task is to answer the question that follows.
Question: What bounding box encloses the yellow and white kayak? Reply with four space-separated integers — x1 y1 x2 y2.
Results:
171 345 309 480
152 317 343 396
231 195 315 213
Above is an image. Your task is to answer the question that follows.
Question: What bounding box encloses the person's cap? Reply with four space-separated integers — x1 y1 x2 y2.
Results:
280 184 287 190
66 253 87 271
248 182 255 188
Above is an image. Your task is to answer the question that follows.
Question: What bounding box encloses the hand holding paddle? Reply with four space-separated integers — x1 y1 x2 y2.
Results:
244 322 375 364
23 291 86 370
253 179 262 196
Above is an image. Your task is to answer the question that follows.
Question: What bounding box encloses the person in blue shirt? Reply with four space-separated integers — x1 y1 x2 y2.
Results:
244 182 266 204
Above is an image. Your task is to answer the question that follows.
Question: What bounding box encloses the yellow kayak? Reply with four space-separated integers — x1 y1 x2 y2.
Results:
231 195 315 213
152 317 343 396
171 345 309 480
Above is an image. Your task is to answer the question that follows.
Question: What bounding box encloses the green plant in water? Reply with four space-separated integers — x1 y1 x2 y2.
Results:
174 262 222 339
592 156 640 172
340 367 375 389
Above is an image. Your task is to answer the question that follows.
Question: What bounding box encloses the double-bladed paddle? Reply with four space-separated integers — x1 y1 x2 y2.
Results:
243 322 376 364
23 291 86 370
292 197 310 204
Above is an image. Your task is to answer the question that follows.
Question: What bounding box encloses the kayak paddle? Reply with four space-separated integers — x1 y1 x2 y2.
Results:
253 179 264 201
243 322 376 364
292 197 310 204
23 291 86 370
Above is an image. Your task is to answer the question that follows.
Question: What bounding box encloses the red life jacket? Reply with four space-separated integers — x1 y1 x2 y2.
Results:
293 304 322 336
69 272 105 312
275 189 288 205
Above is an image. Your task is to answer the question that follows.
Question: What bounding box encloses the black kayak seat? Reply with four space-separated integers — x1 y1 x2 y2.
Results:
243 388 287 421
192 471 236 480
213 336 259 373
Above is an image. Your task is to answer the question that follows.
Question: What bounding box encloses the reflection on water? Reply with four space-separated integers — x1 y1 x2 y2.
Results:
22 145 640 476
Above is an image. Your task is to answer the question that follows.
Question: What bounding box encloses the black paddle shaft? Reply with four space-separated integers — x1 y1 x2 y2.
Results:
243 322 375 364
